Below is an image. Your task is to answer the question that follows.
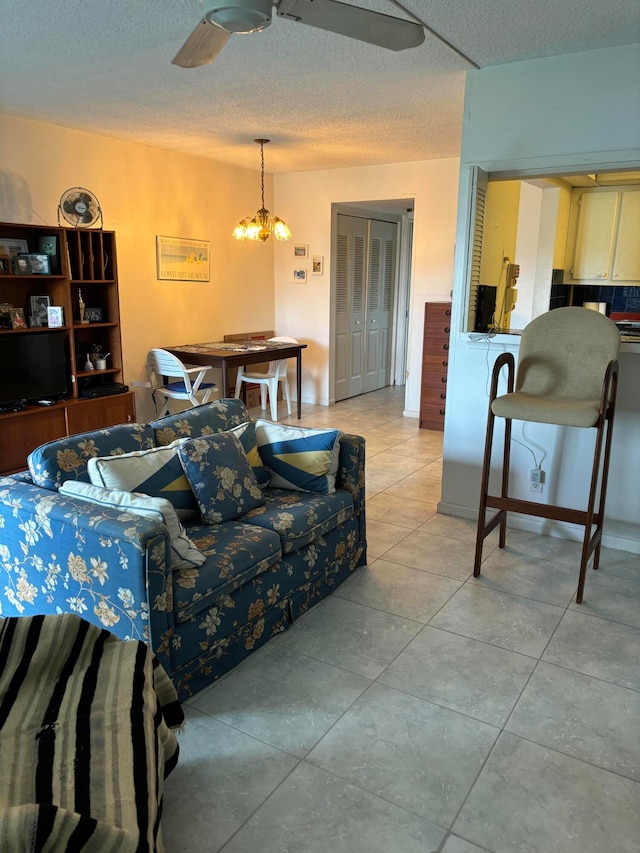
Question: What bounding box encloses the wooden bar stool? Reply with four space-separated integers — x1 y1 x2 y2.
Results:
474 307 620 603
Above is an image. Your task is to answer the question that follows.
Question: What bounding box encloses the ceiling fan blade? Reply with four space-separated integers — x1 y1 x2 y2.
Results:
276 0 425 51
172 19 231 68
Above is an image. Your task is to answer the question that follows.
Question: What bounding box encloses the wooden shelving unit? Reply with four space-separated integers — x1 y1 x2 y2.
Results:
0 221 134 474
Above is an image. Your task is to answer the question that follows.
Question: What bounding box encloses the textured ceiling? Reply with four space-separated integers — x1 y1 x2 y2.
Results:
0 0 638 173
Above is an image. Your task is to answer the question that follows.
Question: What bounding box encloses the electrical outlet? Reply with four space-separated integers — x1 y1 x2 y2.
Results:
530 469 545 493
530 480 544 493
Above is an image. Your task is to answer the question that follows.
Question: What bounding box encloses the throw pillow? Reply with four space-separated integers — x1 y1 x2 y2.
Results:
254 420 341 495
228 421 270 487
177 432 265 524
87 439 198 519
58 481 206 571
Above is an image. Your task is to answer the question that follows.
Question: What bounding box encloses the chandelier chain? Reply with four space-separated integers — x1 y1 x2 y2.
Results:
260 140 265 210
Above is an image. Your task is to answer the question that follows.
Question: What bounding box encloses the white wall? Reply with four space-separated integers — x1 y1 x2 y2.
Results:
274 159 460 411
0 113 276 422
511 182 543 330
442 43 640 552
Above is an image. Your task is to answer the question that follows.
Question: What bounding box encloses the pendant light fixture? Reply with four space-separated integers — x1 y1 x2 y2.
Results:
232 139 292 243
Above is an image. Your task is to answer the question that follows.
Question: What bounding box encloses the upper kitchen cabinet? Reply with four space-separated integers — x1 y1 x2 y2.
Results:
566 187 640 283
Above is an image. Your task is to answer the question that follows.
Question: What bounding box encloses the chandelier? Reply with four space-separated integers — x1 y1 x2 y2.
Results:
232 139 292 243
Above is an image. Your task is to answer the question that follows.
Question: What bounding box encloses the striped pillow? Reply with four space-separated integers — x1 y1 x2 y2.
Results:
87 439 198 519
228 421 270 487
254 420 341 495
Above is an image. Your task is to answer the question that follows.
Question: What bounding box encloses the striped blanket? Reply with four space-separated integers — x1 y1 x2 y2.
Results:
0 614 183 852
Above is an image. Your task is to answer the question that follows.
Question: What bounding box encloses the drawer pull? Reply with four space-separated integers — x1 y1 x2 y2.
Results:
440 392 446 399
443 360 448 367
443 343 449 351
440 409 445 416
441 377 447 384
445 309 451 316
444 326 450 334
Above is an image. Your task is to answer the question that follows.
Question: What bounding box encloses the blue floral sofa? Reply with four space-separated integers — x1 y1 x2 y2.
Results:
0 399 366 700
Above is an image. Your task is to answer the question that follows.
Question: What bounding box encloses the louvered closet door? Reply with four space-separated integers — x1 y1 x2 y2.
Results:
335 214 367 401
364 220 396 393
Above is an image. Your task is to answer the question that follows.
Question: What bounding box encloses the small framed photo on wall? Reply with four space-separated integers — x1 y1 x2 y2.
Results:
312 255 324 275
293 244 308 259
292 268 307 283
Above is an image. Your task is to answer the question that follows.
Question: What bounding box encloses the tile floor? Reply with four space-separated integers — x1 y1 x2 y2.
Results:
162 387 640 853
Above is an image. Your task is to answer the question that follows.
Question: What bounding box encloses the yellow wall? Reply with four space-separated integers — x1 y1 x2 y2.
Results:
0 113 275 421
479 180 521 287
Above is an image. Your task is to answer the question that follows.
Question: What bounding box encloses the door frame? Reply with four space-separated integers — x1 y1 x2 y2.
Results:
329 200 414 405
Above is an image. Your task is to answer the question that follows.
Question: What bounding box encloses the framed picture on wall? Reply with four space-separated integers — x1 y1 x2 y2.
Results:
293 244 308 259
312 255 324 275
292 268 307 283
156 235 210 281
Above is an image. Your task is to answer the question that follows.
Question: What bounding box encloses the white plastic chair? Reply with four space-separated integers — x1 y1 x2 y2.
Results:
234 336 298 421
146 348 217 417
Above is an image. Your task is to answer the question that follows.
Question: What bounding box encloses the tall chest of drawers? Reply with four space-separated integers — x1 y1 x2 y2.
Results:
419 301 452 430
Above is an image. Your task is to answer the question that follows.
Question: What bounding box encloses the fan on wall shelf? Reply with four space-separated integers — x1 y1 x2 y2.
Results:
58 187 103 228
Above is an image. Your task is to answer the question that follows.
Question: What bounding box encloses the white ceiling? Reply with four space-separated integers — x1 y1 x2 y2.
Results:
1 0 638 174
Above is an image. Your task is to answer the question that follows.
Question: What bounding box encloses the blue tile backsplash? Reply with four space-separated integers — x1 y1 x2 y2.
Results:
550 284 640 315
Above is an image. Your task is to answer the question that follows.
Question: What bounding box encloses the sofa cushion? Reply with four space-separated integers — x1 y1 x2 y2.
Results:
151 398 250 447
255 420 341 495
87 439 198 520
178 432 265 524
27 423 155 491
174 521 282 622
240 487 354 553
58 481 206 571
229 422 270 487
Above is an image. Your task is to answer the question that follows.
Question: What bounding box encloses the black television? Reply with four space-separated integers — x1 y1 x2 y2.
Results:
0 332 68 407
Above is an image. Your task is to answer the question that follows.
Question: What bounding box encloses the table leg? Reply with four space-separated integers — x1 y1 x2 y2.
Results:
221 361 229 399
296 350 302 418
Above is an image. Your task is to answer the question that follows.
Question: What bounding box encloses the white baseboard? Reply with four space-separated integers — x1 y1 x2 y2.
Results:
437 501 640 555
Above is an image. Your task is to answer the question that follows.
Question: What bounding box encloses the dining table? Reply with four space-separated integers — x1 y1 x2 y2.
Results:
164 339 307 418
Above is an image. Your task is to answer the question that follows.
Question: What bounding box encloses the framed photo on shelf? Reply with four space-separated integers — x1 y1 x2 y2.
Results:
0 254 10 273
19 253 50 274
9 308 26 329
30 294 51 327
292 268 308 283
12 257 31 275
0 237 29 258
47 306 64 328
293 244 308 259
312 255 324 275
84 306 103 322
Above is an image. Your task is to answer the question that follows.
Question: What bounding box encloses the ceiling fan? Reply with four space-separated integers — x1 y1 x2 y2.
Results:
172 0 426 68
